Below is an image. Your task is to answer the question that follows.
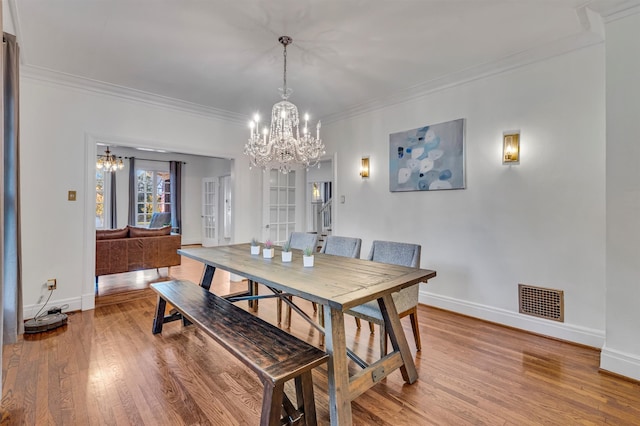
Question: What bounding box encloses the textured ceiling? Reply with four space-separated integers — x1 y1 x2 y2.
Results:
5 0 638 122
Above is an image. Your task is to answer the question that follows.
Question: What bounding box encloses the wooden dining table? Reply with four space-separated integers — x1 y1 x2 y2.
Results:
178 243 437 425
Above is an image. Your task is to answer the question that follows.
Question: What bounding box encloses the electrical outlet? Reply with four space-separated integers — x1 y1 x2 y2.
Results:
47 279 57 290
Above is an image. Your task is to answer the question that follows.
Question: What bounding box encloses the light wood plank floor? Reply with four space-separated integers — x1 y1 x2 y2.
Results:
2 254 639 425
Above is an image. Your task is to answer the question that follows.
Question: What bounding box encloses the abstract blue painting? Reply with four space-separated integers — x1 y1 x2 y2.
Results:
389 118 465 192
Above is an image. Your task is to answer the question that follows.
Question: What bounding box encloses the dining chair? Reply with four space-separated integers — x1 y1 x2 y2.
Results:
313 236 363 342
277 232 319 326
320 235 362 258
287 232 320 252
346 240 422 357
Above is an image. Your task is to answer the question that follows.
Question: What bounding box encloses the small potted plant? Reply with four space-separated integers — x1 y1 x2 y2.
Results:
303 246 314 267
263 239 274 259
281 242 292 262
250 238 260 255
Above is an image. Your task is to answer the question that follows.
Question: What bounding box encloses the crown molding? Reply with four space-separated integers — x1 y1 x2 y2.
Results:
322 14 604 125
588 0 640 22
21 65 248 124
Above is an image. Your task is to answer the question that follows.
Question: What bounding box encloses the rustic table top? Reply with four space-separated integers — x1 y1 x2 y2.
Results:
178 243 437 311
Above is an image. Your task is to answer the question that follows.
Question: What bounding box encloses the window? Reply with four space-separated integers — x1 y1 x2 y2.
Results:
95 170 111 229
96 171 105 228
136 169 170 226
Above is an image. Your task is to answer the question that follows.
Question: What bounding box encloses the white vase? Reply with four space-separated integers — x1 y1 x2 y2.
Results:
303 255 314 267
250 245 260 255
281 251 292 262
263 248 274 259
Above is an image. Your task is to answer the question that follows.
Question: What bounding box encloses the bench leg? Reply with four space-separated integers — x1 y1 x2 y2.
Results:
248 280 259 310
152 296 167 334
200 264 216 291
295 371 318 426
260 381 284 426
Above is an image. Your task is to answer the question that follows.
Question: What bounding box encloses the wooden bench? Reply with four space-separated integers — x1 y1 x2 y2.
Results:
150 280 328 426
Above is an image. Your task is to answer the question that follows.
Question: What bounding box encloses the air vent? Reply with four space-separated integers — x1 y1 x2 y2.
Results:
518 284 564 322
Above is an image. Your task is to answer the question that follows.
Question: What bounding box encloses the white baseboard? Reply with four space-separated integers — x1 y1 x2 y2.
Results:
420 290 605 348
24 296 83 320
600 346 640 381
82 292 96 311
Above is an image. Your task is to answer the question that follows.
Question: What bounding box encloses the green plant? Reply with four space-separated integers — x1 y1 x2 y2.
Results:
251 238 259 246
265 239 273 249
282 242 291 252
303 247 314 257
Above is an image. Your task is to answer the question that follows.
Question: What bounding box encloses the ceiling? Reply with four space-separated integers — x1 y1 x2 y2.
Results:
5 0 639 123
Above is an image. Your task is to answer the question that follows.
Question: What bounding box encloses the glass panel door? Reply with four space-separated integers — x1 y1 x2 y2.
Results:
263 170 295 245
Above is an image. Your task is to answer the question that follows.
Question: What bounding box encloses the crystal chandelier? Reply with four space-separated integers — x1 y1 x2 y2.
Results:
96 146 124 172
244 36 325 174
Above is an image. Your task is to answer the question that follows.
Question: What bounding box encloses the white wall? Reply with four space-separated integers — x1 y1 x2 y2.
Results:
20 75 263 317
324 45 606 347
602 11 640 380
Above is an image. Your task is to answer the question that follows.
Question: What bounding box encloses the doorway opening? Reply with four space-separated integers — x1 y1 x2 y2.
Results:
92 143 234 304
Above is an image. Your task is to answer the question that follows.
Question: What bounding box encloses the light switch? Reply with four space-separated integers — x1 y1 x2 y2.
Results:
340 195 345 204
68 191 77 201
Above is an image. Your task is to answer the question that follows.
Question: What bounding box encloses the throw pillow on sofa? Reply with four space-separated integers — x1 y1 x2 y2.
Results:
96 227 129 240
128 225 171 238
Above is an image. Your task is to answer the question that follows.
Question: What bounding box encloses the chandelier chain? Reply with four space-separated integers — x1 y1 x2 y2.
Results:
282 42 287 97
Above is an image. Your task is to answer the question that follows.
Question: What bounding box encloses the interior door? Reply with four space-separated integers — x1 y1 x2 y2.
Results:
222 175 232 241
202 177 219 247
262 169 296 245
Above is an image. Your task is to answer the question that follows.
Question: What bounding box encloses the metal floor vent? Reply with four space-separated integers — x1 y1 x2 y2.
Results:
518 284 564 322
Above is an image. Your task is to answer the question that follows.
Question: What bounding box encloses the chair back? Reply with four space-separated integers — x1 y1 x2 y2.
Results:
320 236 362 259
367 240 421 268
287 232 319 252
149 212 171 229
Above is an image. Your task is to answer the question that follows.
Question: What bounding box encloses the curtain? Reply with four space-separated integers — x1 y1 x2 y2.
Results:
109 172 117 228
2 33 24 351
170 161 182 234
128 157 136 226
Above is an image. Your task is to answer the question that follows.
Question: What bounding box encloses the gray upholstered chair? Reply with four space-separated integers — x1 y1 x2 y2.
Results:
314 235 362 342
320 235 362 258
278 232 320 326
346 240 422 357
287 232 319 252
148 212 171 229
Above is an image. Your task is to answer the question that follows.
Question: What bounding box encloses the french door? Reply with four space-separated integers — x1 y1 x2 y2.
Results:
262 170 296 245
202 177 219 247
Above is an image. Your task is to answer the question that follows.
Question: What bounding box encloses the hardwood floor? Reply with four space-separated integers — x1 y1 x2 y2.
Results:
3 255 639 425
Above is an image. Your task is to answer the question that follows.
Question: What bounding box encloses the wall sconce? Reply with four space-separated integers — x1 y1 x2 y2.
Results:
503 131 520 164
360 157 370 178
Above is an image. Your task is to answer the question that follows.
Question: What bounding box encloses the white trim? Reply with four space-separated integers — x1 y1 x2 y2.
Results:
420 289 605 348
598 2 640 22
600 346 640 381
21 65 247 124
83 135 98 311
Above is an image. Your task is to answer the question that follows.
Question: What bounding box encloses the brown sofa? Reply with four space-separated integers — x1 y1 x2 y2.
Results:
95 225 181 278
